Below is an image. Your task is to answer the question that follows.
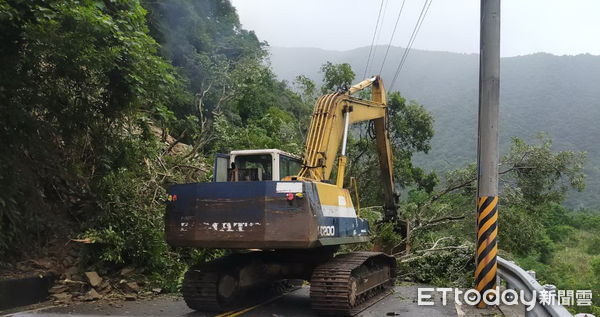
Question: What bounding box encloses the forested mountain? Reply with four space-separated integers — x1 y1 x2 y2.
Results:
269 46 600 208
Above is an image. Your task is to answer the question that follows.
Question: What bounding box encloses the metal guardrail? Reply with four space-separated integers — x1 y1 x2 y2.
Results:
497 256 574 317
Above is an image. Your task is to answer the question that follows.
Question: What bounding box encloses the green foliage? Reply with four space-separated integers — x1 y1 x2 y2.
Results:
388 134 589 303
320 62 355 93
294 75 317 104
143 0 265 117
388 93 434 155
347 90 436 208
569 210 600 231
397 244 475 287
513 211 600 314
591 256 600 281
547 225 576 243
504 135 586 205
372 222 403 253
388 92 437 191
498 205 545 255
0 0 181 257
212 107 303 155
585 236 600 255
446 136 587 261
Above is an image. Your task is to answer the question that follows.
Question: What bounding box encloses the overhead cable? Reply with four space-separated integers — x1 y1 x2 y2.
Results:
369 0 389 74
363 0 385 79
390 0 433 89
378 0 407 75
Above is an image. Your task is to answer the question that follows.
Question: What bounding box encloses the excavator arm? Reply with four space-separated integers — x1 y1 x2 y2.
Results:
297 76 399 221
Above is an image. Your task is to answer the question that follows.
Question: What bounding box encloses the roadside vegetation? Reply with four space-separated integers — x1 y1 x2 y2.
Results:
0 0 597 314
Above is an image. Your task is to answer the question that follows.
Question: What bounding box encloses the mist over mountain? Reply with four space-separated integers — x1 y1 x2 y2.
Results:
268 46 600 208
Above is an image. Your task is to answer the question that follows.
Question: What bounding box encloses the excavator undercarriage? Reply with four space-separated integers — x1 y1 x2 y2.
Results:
181 248 396 315
310 251 396 315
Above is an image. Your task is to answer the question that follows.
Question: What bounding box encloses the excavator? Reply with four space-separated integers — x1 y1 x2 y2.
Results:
165 76 401 315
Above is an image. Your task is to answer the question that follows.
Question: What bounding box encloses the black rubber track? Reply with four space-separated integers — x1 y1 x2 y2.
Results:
310 251 396 316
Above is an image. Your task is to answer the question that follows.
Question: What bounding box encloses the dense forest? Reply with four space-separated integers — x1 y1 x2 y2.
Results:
0 0 598 314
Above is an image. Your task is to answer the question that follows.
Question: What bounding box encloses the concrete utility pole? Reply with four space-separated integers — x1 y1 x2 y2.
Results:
475 0 500 308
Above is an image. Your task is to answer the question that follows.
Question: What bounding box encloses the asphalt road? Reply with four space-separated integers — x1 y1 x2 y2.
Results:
9 285 511 317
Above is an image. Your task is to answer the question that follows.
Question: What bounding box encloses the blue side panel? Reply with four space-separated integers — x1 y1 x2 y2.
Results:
166 180 370 248
317 217 370 238
170 180 272 199
304 182 370 240
166 181 317 248
168 181 271 223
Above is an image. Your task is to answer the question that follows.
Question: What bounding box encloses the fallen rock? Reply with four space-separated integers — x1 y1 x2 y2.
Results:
122 281 140 293
109 302 124 308
84 271 102 287
62 278 87 285
16 262 28 271
51 293 72 301
140 291 153 297
31 258 53 269
97 280 111 291
49 284 69 294
151 288 162 294
61 278 84 290
83 289 101 301
125 294 136 301
119 267 135 277
62 256 75 267
63 266 79 280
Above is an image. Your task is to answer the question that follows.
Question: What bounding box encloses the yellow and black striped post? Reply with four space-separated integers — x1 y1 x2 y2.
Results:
476 0 501 308
475 196 498 306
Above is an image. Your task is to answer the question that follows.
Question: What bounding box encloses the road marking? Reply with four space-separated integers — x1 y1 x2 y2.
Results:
215 293 287 317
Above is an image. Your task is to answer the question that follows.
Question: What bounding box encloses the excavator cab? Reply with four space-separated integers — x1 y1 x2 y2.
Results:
213 149 302 182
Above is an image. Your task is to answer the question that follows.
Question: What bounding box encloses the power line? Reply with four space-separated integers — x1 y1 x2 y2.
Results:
375 0 390 45
390 0 433 89
368 0 389 74
378 0 407 75
363 0 385 79
391 0 432 88
398 0 432 73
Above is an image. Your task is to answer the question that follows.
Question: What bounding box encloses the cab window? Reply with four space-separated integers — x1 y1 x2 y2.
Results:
279 155 301 179
233 154 273 181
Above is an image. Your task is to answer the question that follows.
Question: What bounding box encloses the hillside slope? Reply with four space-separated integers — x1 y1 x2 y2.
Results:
268 46 600 208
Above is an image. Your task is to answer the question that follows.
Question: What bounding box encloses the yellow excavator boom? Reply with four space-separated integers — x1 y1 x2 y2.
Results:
297 76 398 220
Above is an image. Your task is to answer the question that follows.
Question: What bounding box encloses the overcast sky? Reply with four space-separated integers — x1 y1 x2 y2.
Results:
230 0 600 57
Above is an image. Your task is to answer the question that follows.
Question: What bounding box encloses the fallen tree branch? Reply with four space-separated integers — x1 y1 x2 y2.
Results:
395 245 469 261
412 215 467 233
